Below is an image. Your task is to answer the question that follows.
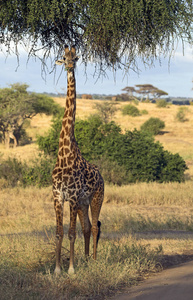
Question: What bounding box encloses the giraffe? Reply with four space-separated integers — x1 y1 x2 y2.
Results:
52 45 104 275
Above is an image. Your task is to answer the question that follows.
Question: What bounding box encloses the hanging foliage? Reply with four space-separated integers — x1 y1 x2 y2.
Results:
0 0 192 73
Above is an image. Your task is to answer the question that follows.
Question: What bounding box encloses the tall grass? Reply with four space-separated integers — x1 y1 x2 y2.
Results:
0 233 161 300
1 183 193 299
104 181 193 206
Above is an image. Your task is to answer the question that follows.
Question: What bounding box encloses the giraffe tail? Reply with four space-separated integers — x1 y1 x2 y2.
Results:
96 221 101 245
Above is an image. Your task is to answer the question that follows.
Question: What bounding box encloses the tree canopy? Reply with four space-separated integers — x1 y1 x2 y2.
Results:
0 83 62 146
122 84 168 100
0 0 192 73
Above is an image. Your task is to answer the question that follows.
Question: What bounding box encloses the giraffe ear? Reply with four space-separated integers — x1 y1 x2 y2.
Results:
65 45 69 55
71 46 76 55
55 59 65 65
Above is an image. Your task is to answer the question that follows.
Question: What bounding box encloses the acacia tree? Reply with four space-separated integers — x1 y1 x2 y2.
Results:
122 86 136 98
153 89 168 99
0 83 62 147
0 1 192 74
135 84 156 101
135 84 168 101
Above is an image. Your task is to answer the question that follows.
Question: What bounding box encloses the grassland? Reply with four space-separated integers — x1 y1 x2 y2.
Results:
1 98 193 299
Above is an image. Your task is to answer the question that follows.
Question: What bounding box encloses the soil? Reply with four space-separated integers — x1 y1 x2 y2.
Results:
107 230 193 300
109 259 193 300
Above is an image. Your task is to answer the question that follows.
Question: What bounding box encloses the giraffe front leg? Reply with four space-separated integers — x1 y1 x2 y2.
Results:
68 204 78 275
54 199 64 275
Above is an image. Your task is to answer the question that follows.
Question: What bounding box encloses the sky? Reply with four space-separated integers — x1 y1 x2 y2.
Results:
0 43 192 98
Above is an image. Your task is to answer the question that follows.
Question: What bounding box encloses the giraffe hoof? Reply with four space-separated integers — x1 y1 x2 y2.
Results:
68 266 75 275
54 266 61 275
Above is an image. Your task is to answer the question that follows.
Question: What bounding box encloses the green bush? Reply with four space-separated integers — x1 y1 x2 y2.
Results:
75 116 121 161
103 129 187 183
140 109 148 115
93 157 128 185
0 155 55 187
175 107 188 122
132 99 139 105
94 102 118 123
37 113 63 157
156 99 167 108
122 104 140 116
22 155 55 187
37 115 187 184
0 157 26 187
140 117 165 135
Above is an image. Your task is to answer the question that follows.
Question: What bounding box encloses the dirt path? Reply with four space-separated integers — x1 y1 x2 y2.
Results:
110 260 193 300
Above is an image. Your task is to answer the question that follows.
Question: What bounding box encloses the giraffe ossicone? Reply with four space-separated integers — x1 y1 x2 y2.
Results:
52 45 104 275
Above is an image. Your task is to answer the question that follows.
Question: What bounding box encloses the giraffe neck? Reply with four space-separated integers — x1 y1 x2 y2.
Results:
58 70 76 156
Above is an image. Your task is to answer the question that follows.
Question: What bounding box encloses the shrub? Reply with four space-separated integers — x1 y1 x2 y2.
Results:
23 155 55 187
0 155 55 187
140 109 148 115
175 107 188 122
140 117 165 135
37 116 187 184
0 157 26 187
132 99 139 105
94 102 118 123
122 104 140 116
93 157 128 185
103 129 187 183
160 151 188 183
75 116 121 161
156 99 167 108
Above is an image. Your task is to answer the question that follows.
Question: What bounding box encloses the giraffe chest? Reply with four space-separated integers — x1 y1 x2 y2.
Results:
59 176 94 205
53 166 97 205
53 155 100 205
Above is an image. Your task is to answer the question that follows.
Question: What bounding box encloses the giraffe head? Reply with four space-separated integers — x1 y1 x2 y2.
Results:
56 45 79 71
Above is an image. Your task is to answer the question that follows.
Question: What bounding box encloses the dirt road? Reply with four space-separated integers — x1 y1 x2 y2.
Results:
110 260 193 300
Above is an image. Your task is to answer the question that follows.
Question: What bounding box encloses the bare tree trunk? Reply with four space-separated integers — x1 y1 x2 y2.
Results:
4 130 17 148
5 131 10 149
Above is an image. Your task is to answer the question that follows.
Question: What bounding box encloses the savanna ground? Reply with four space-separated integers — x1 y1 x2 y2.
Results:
1 99 193 299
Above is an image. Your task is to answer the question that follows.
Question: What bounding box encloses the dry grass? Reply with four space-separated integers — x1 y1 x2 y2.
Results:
0 186 161 299
104 181 193 206
0 143 40 162
1 185 193 299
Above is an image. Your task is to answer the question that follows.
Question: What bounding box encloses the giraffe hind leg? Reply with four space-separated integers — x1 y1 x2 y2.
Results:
78 205 91 257
68 204 78 275
90 183 104 260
